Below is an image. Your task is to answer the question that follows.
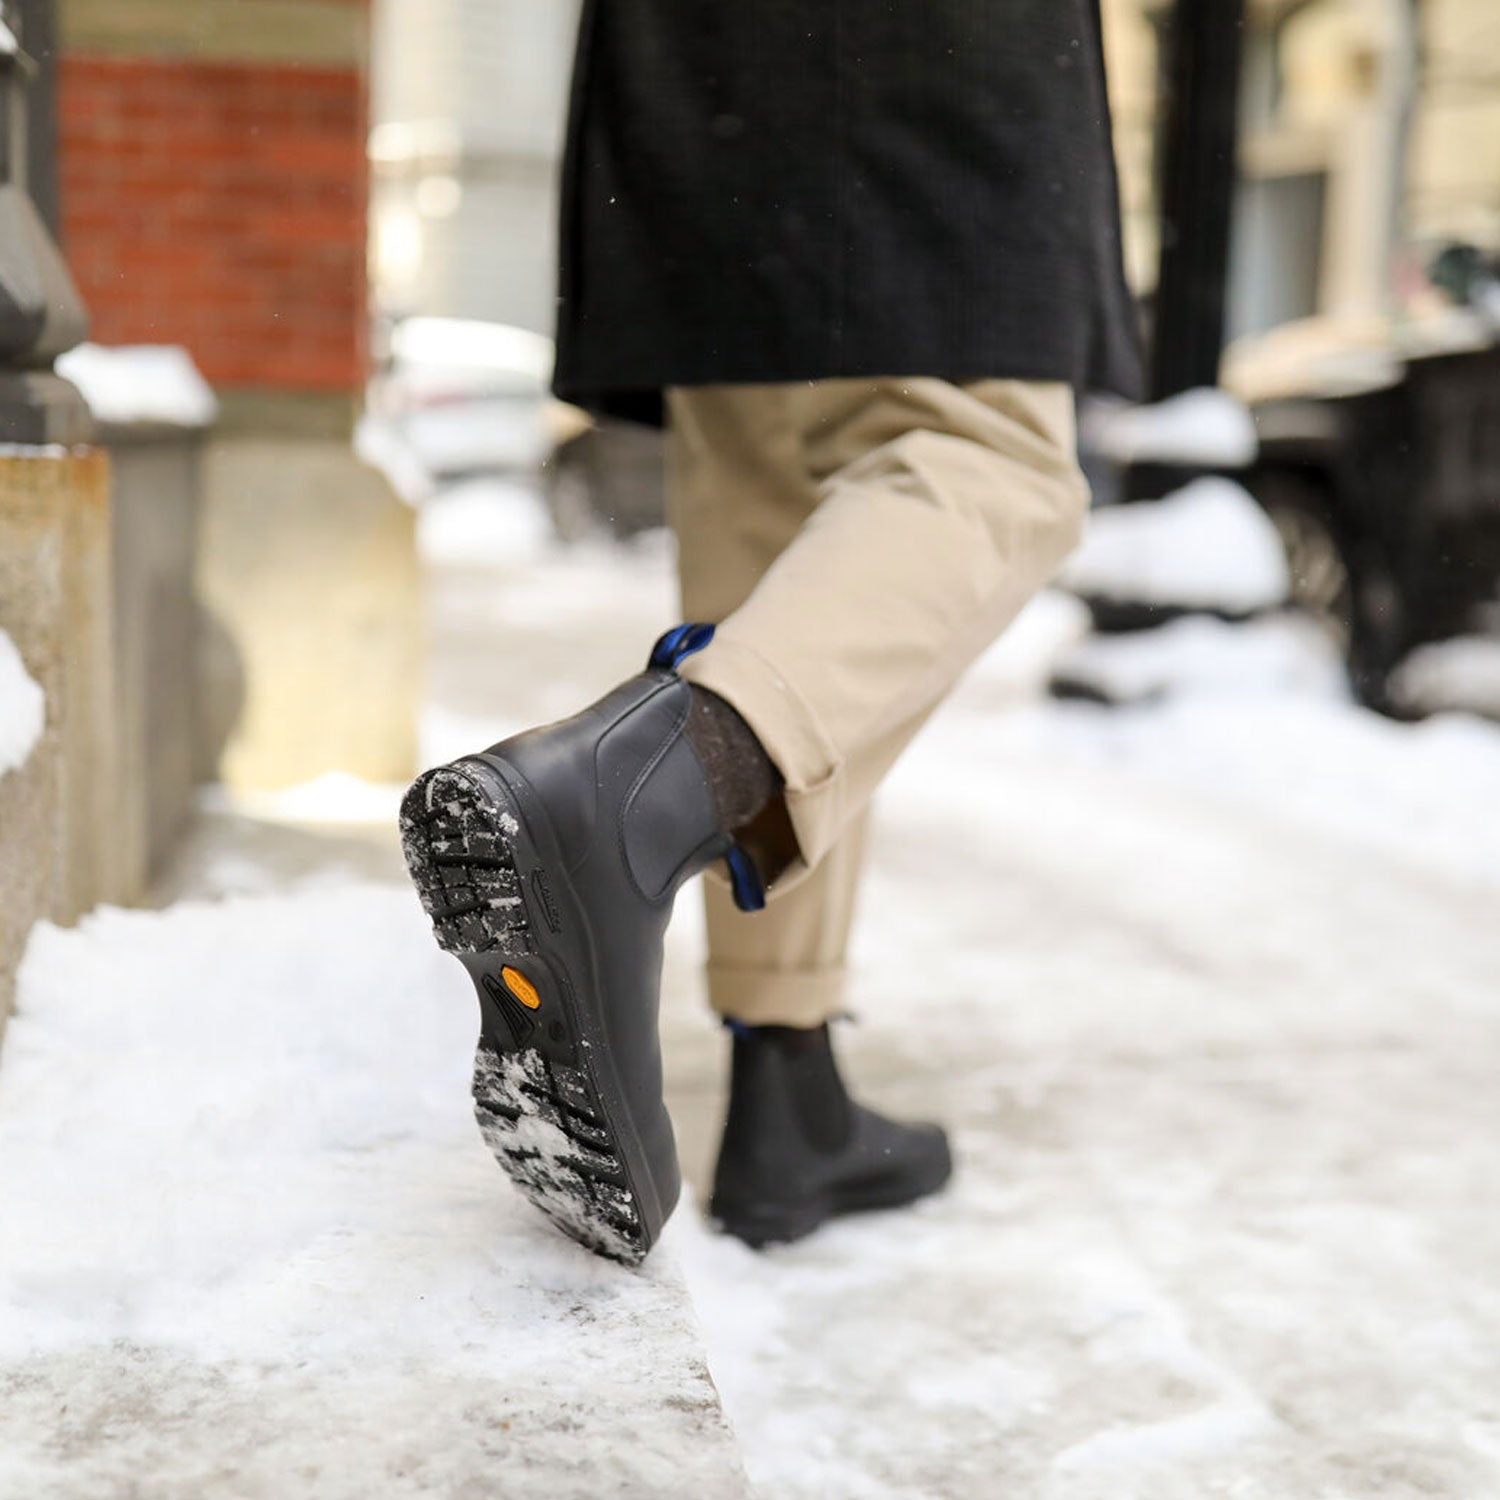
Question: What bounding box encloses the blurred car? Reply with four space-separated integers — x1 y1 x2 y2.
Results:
372 316 563 477
370 315 661 540
1232 304 1500 713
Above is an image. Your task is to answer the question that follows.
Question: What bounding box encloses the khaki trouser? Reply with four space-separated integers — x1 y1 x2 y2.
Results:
666 377 1088 1026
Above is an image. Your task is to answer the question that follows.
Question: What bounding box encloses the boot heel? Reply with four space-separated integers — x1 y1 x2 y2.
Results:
400 765 534 959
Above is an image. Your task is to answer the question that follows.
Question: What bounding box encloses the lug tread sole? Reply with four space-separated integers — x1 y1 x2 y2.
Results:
401 765 647 1264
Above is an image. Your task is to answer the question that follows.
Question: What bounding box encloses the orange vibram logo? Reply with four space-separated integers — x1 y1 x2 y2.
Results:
501 966 542 1010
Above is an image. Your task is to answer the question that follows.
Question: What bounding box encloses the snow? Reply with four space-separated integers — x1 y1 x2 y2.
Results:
1058 477 1290 614
416 473 555 567
473 1048 642 1263
1083 388 1258 469
57 343 218 429
208 770 405 827
963 588 1094 702
1387 634 1500 720
671 612 1500 1499
0 890 746 1498
8 472 1500 1497
1049 613 1348 705
0 627 44 777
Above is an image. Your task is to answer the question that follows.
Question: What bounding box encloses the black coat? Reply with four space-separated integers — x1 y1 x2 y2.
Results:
552 1 1143 422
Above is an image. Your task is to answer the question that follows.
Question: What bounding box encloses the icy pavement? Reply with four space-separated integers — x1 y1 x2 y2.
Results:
676 664 1500 1499
5 478 1500 1498
0 890 747 1499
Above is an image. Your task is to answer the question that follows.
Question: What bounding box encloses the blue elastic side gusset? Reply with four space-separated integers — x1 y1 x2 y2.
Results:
648 622 716 671
725 843 767 913
724 1018 757 1039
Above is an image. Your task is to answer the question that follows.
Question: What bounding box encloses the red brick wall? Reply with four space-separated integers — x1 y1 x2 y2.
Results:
59 55 368 395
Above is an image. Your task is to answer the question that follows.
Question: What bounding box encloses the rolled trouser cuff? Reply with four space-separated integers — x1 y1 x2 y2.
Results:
679 636 846 874
707 962 848 1027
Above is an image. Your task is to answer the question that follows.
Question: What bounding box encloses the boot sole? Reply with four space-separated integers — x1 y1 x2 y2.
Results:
400 760 664 1264
714 1148 954 1250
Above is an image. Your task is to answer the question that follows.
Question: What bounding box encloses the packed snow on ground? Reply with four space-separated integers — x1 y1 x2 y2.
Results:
1003 690 1500 901
964 589 1095 702
416 473 557 568
211 770 406 827
9 476 1500 1499
1048 612 1349 705
57 343 218 428
1387 633 1500 719
0 627 44 777
0 890 746 1499
409 489 1500 1499
1083 388 1258 469
1058 477 1290 614
674 613 1500 1500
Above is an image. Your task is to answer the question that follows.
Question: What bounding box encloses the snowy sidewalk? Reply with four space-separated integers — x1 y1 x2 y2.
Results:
0 887 747 1499
675 683 1500 1499
5 479 1500 1498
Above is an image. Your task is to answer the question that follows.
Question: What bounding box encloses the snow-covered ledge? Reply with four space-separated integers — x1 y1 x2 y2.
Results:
56 343 219 432
0 888 750 1497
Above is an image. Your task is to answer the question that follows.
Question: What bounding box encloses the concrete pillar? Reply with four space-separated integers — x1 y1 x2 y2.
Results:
0 446 111 1027
198 438 420 790
56 444 116 918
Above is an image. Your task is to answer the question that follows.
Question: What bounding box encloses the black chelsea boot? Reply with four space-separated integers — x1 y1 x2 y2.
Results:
400 625 764 1264
710 1023 953 1248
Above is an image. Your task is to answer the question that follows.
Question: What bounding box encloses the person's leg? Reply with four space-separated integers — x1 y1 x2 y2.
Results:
665 376 1087 1245
667 383 875 1029
699 811 870 1025
676 376 1088 876
401 375 1086 1261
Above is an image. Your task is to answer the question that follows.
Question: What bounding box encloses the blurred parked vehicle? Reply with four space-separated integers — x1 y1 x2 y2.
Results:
372 316 561 477
544 419 666 541
1233 261 1500 714
370 315 663 540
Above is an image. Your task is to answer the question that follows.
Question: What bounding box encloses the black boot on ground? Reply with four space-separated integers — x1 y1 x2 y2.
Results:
399 625 767 1264
710 1023 953 1248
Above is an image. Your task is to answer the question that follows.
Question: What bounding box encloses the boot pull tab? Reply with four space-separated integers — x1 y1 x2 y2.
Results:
725 842 766 912
649 623 766 912
649 622 716 670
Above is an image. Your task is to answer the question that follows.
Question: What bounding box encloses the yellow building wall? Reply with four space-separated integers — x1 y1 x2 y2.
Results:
1407 0 1500 251
1102 0 1500 309
1100 0 1162 295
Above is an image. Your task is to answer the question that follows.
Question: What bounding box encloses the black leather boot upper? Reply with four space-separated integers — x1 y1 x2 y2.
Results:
710 1024 953 1248
404 625 772 1261
473 667 734 1226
